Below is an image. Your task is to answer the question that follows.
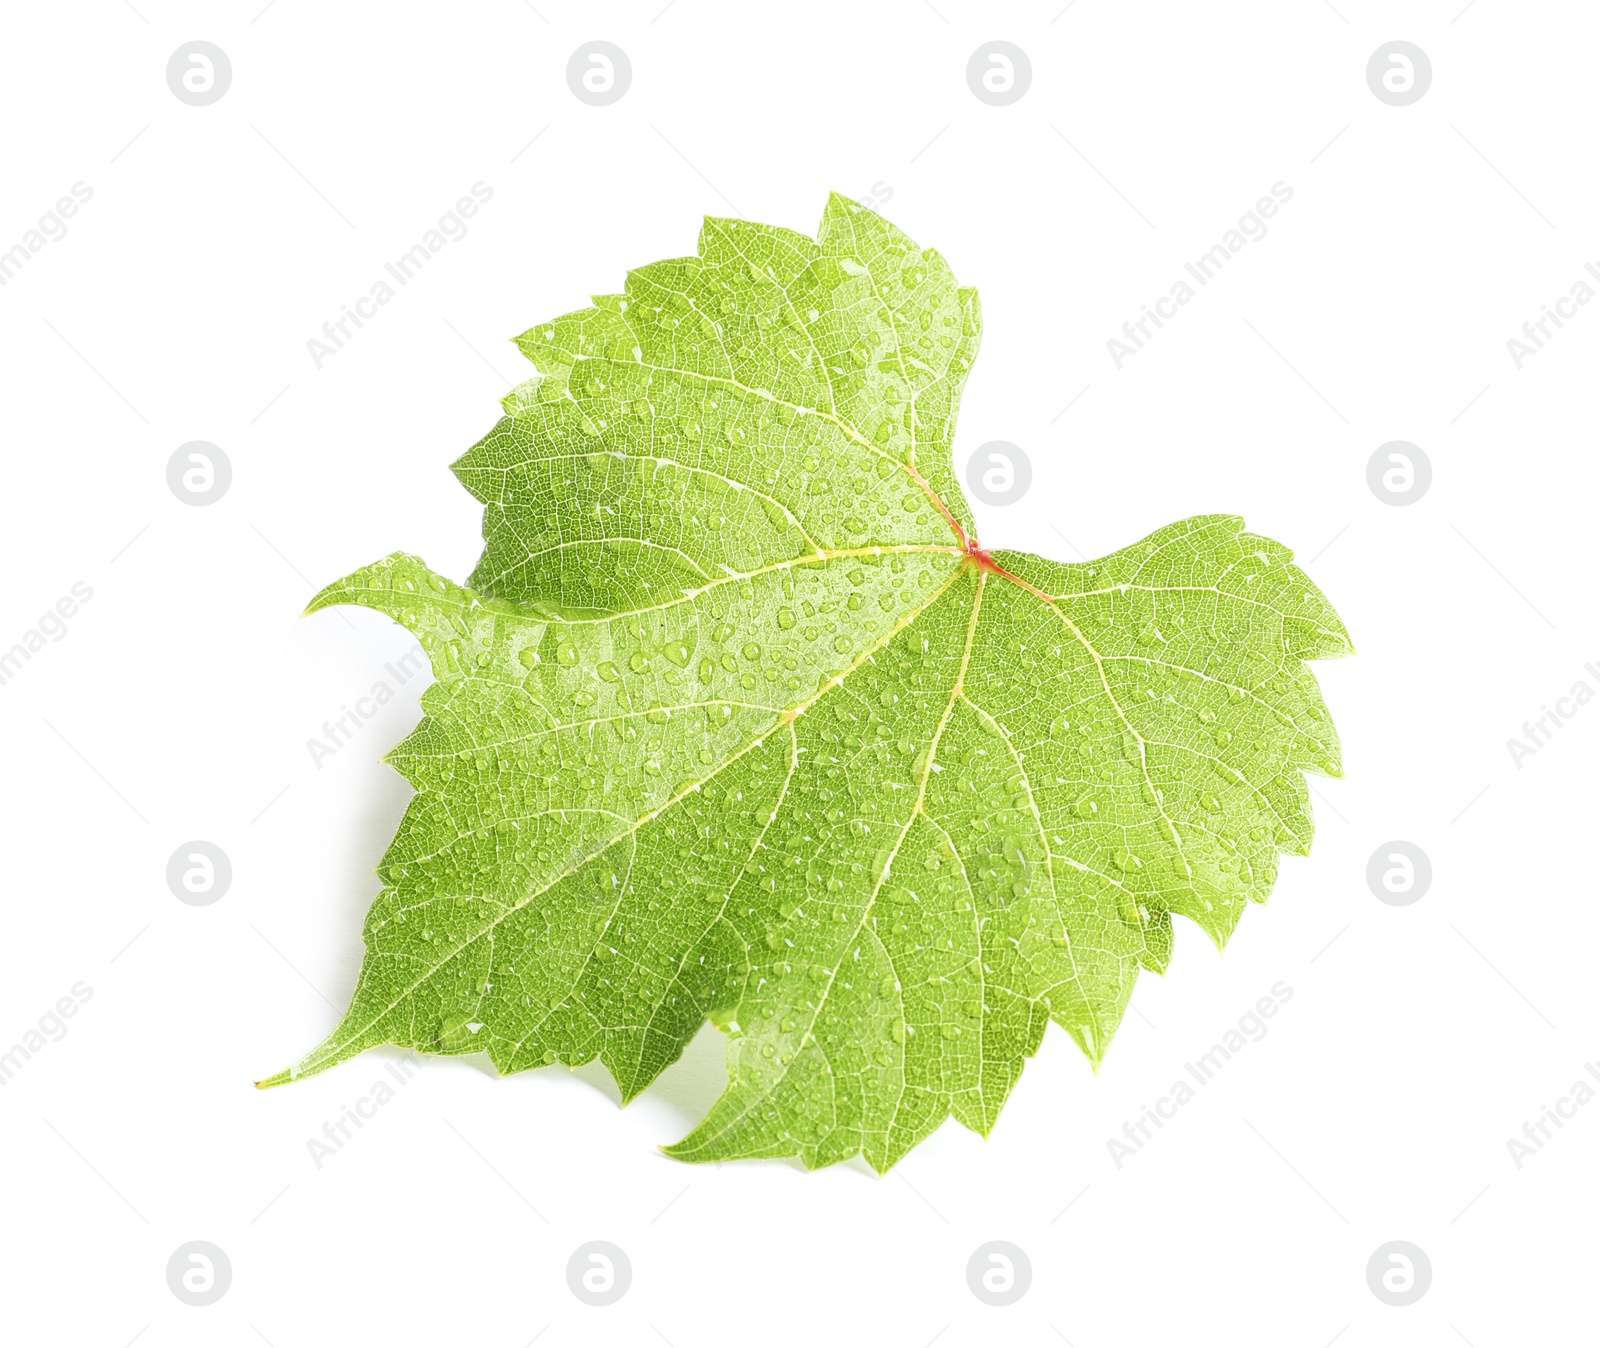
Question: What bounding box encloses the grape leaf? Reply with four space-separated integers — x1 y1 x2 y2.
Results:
261 194 1350 1171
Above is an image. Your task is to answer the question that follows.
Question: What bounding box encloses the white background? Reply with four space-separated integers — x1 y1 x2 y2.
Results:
1 2 1594 1344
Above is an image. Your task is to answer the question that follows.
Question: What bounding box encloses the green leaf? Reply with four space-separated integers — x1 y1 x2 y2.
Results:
261 194 1351 1171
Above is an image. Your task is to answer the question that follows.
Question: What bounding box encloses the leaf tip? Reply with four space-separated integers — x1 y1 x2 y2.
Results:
302 589 335 618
